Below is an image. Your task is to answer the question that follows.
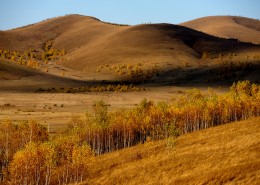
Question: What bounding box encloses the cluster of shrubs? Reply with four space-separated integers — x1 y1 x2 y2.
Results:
41 40 66 63
0 48 39 69
97 62 160 82
0 40 66 70
37 84 148 93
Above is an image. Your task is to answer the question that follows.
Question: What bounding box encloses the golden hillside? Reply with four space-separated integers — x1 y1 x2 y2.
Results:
83 117 260 185
181 16 260 44
1 15 259 71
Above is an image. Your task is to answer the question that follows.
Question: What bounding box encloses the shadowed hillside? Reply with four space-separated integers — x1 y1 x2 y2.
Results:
181 16 260 44
0 59 91 91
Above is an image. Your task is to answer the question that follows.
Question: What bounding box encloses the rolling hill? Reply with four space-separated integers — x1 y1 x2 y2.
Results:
0 14 259 88
1 15 259 69
181 16 260 44
82 117 260 185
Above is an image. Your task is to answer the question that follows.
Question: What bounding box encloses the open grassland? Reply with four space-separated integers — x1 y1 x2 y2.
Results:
83 117 260 185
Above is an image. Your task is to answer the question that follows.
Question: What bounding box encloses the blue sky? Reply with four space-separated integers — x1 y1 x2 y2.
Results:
0 0 259 30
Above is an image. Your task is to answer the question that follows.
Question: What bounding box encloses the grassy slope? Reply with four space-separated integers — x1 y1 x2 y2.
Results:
1 15 259 71
181 16 260 44
82 117 260 185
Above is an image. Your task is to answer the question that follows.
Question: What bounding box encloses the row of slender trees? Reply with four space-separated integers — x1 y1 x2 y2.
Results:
0 81 259 184
65 81 259 155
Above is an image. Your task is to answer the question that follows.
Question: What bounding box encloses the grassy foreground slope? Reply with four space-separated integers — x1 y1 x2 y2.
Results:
83 117 260 185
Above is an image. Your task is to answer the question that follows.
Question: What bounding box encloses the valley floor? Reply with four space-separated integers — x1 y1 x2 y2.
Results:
0 86 225 133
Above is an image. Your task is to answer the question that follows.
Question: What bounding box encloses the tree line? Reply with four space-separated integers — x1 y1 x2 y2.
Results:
65 80 259 155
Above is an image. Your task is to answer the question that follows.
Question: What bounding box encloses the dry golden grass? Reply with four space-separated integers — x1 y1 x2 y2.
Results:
81 117 260 185
181 16 260 44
